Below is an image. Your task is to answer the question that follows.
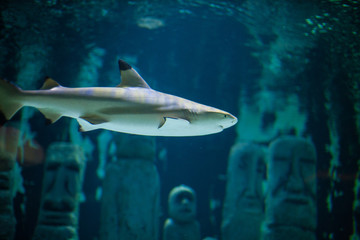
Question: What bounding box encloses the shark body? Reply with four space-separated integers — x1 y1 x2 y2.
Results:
0 60 237 136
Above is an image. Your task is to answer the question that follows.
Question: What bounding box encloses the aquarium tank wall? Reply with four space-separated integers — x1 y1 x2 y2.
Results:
0 0 359 240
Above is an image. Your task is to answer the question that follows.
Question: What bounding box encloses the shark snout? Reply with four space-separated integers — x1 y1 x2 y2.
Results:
230 117 237 124
218 113 237 130
228 114 238 125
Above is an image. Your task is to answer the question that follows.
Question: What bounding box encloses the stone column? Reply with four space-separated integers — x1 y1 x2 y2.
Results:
100 135 159 240
264 136 317 240
353 170 360 238
221 142 266 240
0 151 16 240
163 185 201 240
33 142 85 240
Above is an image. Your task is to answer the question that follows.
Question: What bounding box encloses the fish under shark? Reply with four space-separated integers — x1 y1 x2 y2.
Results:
0 60 237 137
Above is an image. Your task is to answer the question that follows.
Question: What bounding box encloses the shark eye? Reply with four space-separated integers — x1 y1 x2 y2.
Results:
224 114 227 118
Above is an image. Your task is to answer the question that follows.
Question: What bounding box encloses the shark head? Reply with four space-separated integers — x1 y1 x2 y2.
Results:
157 108 237 136
214 111 238 130
195 109 238 133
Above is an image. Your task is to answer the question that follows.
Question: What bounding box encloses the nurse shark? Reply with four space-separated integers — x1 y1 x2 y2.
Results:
0 60 237 136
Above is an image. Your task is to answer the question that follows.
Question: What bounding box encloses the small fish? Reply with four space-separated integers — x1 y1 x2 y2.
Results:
137 17 165 30
0 60 237 137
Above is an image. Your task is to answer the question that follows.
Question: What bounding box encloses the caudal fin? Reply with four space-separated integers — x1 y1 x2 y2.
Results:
0 79 23 125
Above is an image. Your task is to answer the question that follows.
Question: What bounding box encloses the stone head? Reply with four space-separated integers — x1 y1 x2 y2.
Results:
168 185 197 224
39 143 85 228
267 136 317 230
228 143 266 214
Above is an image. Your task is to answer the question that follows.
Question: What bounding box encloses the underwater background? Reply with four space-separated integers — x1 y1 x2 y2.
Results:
0 0 359 239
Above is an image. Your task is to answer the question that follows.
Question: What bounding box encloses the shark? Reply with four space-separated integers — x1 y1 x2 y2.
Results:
0 60 237 137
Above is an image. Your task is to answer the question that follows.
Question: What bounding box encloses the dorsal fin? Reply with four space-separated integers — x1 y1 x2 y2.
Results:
117 60 150 88
40 77 61 90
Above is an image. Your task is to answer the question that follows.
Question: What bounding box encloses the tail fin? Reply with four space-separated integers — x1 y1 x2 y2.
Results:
0 79 23 124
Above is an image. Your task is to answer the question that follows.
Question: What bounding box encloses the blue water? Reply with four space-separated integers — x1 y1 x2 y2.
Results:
1 1 359 239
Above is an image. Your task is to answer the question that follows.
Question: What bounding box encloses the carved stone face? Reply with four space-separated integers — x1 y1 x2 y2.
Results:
168 185 196 224
0 151 16 239
267 136 317 230
0 152 15 208
228 143 266 214
35 143 84 239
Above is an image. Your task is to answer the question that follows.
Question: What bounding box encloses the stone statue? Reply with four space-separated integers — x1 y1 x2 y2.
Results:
33 142 85 240
222 142 266 240
163 185 201 240
100 134 160 240
263 136 317 240
0 151 16 240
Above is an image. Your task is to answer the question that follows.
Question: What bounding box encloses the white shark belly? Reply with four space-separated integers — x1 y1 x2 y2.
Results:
77 113 223 137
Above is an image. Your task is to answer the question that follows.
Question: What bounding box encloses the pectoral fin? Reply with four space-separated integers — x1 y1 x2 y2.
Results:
158 117 166 129
77 115 109 132
158 117 190 129
79 115 109 125
77 117 105 132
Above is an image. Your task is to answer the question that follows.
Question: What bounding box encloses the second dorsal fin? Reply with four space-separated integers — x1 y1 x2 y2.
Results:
40 77 61 90
117 60 150 89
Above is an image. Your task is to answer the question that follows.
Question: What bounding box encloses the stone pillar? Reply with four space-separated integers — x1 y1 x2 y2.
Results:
264 136 317 240
163 185 201 240
221 142 266 240
353 170 360 238
33 142 85 240
0 151 16 240
100 135 159 240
